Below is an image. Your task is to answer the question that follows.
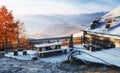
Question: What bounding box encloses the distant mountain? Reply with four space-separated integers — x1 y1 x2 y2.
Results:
43 24 84 38
15 12 107 39
54 12 107 25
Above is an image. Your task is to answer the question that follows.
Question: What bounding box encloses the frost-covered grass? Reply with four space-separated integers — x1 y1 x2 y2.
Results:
0 56 119 73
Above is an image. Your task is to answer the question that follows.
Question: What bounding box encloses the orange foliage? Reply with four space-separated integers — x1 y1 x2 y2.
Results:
19 36 30 49
0 6 26 50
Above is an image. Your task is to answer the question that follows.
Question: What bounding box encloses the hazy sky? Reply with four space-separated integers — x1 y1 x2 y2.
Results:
0 0 120 15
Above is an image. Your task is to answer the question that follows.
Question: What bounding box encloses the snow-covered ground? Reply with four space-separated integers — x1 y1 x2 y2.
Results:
4 45 120 68
74 47 120 67
1 45 120 73
0 56 119 73
5 50 37 60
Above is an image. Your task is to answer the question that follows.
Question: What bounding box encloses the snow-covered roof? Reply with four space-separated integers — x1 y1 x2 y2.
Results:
34 42 62 48
102 7 120 19
83 6 120 39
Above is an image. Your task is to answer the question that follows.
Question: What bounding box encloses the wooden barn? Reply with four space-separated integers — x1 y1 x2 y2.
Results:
81 17 120 51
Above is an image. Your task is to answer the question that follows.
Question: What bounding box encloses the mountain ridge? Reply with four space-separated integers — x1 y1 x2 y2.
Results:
15 12 107 39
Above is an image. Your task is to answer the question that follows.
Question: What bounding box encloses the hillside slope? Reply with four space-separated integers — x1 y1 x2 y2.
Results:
15 12 106 38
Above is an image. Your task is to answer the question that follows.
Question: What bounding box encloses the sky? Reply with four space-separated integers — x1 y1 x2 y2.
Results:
0 0 120 15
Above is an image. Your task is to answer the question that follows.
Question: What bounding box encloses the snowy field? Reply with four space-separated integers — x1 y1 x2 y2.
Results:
1 45 120 73
0 56 119 73
4 45 120 67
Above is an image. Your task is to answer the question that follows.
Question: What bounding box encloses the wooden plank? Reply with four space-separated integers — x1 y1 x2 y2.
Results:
28 36 70 43
38 48 71 54
34 42 61 48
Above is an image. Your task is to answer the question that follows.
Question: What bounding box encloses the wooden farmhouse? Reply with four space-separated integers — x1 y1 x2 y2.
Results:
81 16 120 51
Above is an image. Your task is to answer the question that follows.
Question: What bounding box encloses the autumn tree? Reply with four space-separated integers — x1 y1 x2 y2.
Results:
0 6 25 50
